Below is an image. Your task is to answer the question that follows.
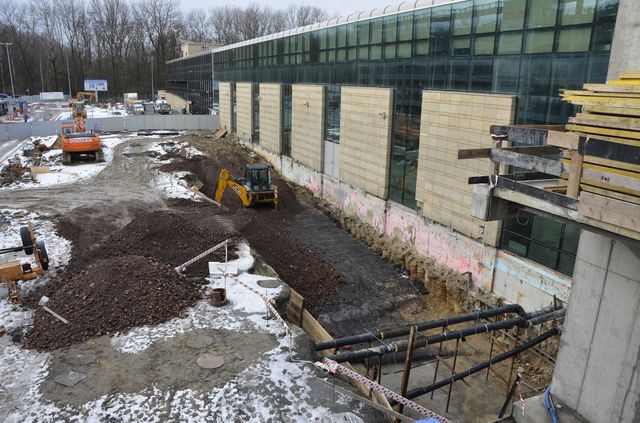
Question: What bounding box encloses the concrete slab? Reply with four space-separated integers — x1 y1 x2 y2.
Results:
208 262 238 276
513 394 587 423
54 371 86 387
196 353 224 369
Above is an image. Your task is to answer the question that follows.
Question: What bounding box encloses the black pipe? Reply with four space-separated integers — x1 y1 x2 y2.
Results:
316 304 532 351
389 327 560 404
326 307 564 363
0 245 28 255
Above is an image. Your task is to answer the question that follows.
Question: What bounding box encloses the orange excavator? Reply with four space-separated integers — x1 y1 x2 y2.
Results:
60 91 104 165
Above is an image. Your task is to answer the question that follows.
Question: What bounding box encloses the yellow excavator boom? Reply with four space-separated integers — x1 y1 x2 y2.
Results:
214 168 252 207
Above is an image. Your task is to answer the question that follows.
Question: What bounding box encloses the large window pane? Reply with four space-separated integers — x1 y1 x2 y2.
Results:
528 241 560 269
384 16 398 43
347 23 357 47
415 40 429 56
527 0 559 28
501 0 526 31
324 85 341 143
449 59 470 90
371 18 383 44
557 27 592 52
526 30 555 53
531 217 563 248
471 58 493 91
498 32 523 54
414 10 431 39
474 0 499 33
453 1 473 36
398 42 412 58
337 26 347 47
475 35 495 55
398 12 413 41
358 22 370 45
431 5 451 36
561 0 596 25
494 56 521 93
452 37 471 55
591 0 619 52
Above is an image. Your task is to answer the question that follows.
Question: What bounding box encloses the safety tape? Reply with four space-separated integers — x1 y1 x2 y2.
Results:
174 239 229 274
315 358 453 423
231 276 290 336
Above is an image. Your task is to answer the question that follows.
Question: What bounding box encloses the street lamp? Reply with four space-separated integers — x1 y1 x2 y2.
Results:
0 42 15 98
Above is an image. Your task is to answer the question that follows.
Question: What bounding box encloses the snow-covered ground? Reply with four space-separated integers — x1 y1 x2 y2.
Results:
0 135 126 191
54 105 128 120
0 243 364 422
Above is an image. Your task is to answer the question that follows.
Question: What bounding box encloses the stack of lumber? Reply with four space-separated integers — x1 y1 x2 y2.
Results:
557 72 640 206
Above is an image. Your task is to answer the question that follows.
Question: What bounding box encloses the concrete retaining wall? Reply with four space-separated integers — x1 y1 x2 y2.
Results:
219 82 232 130
0 115 220 141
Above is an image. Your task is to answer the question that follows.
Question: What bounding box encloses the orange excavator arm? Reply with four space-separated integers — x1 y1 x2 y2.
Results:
214 168 253 207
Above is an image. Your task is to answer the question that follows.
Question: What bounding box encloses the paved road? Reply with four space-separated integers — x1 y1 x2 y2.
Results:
0 137 27 163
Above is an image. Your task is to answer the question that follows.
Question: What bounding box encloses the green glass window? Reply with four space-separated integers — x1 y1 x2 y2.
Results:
384 16 398 43
370 45 382 60
371 18 383 44
498 32 523 54
557 27 592 51
337 26 347 48
358 22 370 45
474 0 499 33
398 13 413 41
449 59 470 89
398 42 412 58
474 35 495 55
561 0 596 25
347 23 357 47
431 5 451 36
281 84 292 156
452 37 471 55
358 46 369 60
414 10 431 39
348 47 357 61
415 40 429 56
324 85 341 143
336 48 346 62
527 0 559 28
327 28 336 49
453 1 473 36
384 44 397 59
501 0 526 31
526 30 555 53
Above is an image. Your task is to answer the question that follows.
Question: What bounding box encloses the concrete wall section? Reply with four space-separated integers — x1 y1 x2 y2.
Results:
259 83 282 154
236 82 253 142
157 90 191 112
552 230 640 422
417 91 516 247
493 251 572 310
219 82 232 130
607 0 640 80
291 84 324 171
339 86 393 199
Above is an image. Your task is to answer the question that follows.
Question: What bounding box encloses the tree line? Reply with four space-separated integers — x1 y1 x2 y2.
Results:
0 0 331 101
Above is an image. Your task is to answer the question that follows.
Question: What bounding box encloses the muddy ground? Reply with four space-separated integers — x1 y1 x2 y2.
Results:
0 132 558 422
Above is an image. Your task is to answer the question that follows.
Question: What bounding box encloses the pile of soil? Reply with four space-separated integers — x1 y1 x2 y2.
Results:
71 210 237 277
23 255 201 350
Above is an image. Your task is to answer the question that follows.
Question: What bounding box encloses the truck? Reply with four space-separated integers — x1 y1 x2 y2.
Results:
154 99 171 114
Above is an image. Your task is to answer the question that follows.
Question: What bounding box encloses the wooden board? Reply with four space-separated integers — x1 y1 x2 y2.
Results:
566 123 640 141
287 290 305 327
546 130 581 149
582 155 640 173
582 105 640 117
562 97 640 109
490 149 563 176
581 184 640 205
582 83 640 93
620 71 640 80
569 114 640 132
608 79 640 86
579 191 640 233
458 145 560 160
562 89 640 97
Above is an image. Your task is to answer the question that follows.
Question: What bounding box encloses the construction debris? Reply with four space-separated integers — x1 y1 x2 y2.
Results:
23 255 201 350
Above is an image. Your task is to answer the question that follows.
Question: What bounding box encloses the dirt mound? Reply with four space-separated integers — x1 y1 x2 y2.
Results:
23 255 201 350
240 219 346 313
77 210 237 276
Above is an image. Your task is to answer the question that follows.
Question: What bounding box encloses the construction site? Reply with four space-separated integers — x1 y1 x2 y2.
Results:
1 0 639 422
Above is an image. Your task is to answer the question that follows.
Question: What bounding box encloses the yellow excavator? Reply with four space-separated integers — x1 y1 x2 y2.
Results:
214 164 278 208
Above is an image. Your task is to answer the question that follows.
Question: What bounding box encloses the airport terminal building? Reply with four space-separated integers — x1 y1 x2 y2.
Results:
166 0 623 308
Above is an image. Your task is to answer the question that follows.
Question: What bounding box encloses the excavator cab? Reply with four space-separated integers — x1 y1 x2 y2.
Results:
245 164 272 192
214 164 278 208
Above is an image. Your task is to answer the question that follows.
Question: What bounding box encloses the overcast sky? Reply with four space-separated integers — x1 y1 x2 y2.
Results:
179 0 395 17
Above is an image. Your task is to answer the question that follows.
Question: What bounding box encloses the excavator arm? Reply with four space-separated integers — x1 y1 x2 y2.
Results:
214 168 253 207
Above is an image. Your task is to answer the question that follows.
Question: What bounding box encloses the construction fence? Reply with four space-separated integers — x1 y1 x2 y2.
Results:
0 114 220 141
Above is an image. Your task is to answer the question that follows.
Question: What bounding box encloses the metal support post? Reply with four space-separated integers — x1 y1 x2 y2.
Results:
446 338 460 413
397 326 418 418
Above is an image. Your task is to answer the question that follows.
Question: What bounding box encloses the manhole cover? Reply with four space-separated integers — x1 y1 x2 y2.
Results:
196 354 224 369
186 334 214 349
257 279 281 289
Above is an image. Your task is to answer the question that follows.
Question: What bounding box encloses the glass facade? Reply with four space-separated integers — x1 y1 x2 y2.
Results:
253 83 260 143
324 85 341 143
166 0 620 277
166 52 213 114
282 84 292 156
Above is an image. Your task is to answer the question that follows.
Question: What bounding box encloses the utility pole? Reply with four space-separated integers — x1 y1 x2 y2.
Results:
66 56 72 98
0 48 5 94
39 53 45 93
0 42 16 98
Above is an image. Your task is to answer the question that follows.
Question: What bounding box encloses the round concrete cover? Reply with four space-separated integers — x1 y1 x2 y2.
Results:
196 354 224 369
257 279 281 289
186 335 214 349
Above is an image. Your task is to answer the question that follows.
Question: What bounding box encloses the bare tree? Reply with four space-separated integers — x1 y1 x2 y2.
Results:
182 8 211 43
286 5 331 28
